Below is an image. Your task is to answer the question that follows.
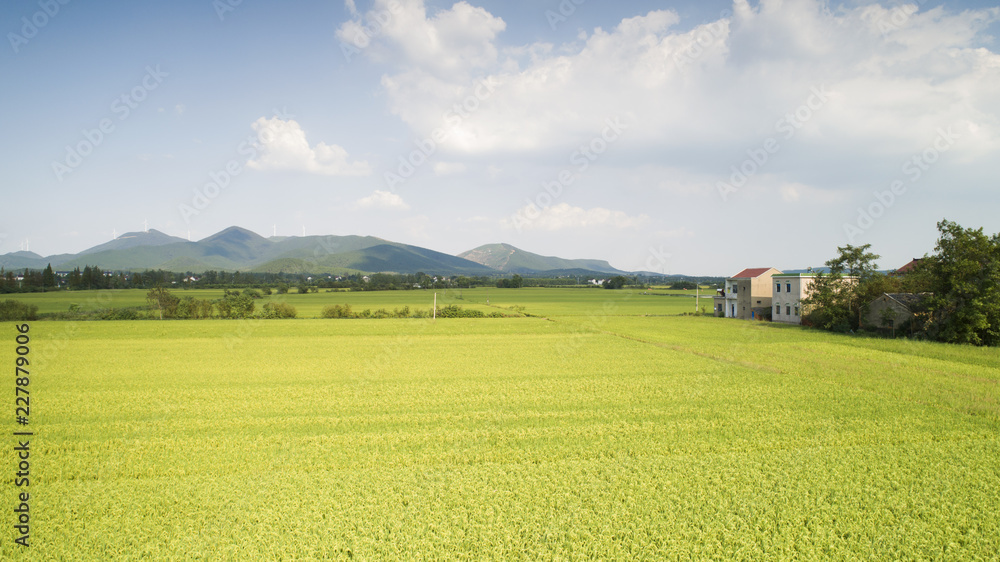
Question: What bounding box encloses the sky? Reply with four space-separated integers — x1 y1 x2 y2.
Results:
1 0 998 276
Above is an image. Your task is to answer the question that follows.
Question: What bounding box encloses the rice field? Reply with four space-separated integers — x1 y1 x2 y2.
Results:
2 289 999 559
3 286 709 318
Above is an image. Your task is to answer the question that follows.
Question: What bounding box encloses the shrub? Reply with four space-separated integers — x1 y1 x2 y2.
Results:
177 297 214 319
437 305 486 318
97 308 141 320
0 300 38 321
262 302 297 319
322 304 355 319
216 290 255 319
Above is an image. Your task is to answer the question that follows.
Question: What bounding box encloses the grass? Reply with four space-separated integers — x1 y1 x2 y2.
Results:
2 290 998 558
2 286 710 318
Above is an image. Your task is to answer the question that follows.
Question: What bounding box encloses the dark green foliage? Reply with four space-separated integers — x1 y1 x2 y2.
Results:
0 299 38 321
42 263 56 290
216 290 255 319
96 308 141 320
922 220 1000 346
437 305 486 318
261 302 297 319
604 276 628 290
803 244 881 332
147 287 180 319
322 304 355 318
496 274 524 289
177 297 215 319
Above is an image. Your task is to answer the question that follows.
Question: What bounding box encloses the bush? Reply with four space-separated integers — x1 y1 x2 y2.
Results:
216 290 255 319
321 304 356 319
177 297 214 319
261 302 297 319
437 305 485 318
0 300 38 321
97 308 141 320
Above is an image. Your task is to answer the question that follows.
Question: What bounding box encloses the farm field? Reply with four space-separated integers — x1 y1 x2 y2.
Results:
3 291 999 558
3 286 708 318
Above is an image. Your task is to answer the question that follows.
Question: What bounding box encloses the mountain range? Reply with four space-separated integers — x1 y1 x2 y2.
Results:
0 227 632 276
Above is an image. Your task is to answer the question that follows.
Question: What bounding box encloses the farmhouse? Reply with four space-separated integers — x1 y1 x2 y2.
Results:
714 267 781 320
771 272 820 325
865 293 933 330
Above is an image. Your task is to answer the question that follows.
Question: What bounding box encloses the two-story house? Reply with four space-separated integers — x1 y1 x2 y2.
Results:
771 273 818 324
715 267 781 320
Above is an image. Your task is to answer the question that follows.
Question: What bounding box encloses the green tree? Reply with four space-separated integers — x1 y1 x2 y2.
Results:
147 287 180 320
216 290 255 319
604 276 628 290
42 263 56 291
923 220 1000 346
803 244 881 332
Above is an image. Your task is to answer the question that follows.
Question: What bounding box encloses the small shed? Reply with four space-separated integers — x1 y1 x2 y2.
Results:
865 293 932 330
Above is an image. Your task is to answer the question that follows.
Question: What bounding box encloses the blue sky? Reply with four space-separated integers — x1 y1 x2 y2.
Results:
2 0 999 275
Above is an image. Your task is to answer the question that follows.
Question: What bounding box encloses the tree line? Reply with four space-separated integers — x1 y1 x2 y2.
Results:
0 265 695 294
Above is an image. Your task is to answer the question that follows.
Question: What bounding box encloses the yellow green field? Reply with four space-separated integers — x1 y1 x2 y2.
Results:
3 286 710 318
3 289 999 558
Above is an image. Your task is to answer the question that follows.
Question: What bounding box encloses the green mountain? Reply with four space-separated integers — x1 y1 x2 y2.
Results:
1 228 640 276
2 227 495 275
79 229 187 255
459 243 626 275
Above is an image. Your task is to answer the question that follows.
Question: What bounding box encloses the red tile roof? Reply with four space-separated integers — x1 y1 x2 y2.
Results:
731 267 778 279
895 259 922 274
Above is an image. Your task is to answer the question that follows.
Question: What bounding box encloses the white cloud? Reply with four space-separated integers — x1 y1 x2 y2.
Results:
505 203 649 231
433 161 466 176
337 0 506 79
355 190 410 210
345 0 1000 181
246 117 371 176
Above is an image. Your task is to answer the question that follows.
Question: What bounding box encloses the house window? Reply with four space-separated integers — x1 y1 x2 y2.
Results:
732 285 737 294
794 306 799 316
786 305 791 316
775 305 780 316
786 283 791 293
776 284 781 293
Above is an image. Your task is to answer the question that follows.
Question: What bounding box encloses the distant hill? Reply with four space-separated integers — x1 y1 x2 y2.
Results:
0 228 666 277
459 243 626 275
78 229 187 255
1 227 496 275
